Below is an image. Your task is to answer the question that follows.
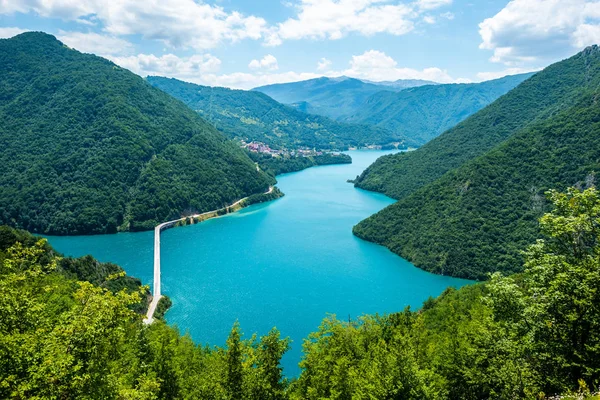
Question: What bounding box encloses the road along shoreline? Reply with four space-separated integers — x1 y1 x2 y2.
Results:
144 186 277 324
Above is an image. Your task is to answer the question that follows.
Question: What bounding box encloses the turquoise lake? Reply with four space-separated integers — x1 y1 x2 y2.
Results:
47 150 471 376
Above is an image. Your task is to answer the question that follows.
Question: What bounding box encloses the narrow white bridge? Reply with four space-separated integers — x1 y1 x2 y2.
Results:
143 187 274 324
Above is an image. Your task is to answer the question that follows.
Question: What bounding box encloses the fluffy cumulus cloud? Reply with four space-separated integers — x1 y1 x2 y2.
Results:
479 0 600 66
0 27 28 38
339 50 459 83
108 48 465 90
110 53 222 79
0 0 268 50
57 31 134 56
0 0 456 48
249 55 279 71
265 0 453 46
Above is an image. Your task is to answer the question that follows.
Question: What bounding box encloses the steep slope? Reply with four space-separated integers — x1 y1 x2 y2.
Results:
147 76 409 149
354 47 600 280
343 73 534 145
0 32 273 235
355 48 600 200
253 76 403 120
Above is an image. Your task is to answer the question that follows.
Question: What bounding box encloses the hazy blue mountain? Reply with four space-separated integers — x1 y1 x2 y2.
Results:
253 76 402 119
148 76 413 149
343 73 535 145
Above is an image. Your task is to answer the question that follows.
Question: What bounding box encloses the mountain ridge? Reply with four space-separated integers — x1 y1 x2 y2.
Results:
0 32 273 235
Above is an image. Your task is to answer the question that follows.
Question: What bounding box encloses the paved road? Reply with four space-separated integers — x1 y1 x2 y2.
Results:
144 186 273 324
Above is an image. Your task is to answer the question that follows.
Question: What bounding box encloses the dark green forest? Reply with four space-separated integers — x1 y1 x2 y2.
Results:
342 72 533 145
354 88 600 279
0 32 273 235
355 46 600 200
147 77 410 150
352 46 600 279
2 187 599 398
248 152 352 177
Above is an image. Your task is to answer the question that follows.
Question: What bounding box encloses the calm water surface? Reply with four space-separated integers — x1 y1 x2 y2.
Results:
47 150 471 375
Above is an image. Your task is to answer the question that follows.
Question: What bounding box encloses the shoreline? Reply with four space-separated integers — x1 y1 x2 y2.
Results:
144 186 279 323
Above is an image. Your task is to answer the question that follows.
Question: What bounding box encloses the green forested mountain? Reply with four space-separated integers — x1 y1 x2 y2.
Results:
3 188 600 398
355 46 600 200
353 46 600 280
0 32 273 235
253 76 410 120
343 73 534 145
147 76 407 150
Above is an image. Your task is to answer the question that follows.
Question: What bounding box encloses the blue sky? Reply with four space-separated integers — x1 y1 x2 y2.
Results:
1 0 599 89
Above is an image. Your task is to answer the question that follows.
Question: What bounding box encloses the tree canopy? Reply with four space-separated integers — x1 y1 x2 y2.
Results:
0 32 273 235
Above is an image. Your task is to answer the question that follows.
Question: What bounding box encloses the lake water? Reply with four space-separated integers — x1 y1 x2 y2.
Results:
47 150 471 375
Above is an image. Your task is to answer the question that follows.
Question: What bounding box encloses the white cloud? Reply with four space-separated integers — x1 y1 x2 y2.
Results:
108 49 464 90
479 0 600 67
0 0 268 50
476 67 542 82
0 27 27 38
317 57 332 71
249 54 279 71
57 31 134 56
339 50 457 83
265 0 452 46
110 53 222 79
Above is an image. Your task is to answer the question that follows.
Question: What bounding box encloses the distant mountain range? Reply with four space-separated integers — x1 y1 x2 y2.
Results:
342 73 534 145
148 76 412 150
0 32 273 235
254 74 532 146
353 46 600 280
254 76 430 120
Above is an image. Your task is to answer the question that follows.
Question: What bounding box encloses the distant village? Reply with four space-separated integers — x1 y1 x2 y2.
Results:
240 140 387 157
241 140 327 157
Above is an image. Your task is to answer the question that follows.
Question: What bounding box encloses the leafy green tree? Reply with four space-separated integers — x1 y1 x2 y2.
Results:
226 321 244 400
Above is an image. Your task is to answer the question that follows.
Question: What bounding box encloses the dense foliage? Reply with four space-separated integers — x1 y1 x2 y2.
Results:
0 32 273 235
353 46 600 280
253 76 420 120
343 73 533 145
2 188 600 398
147 77 408 150
355 46 600 200
355 85 600 279
248 152 352 177
0 226 291 399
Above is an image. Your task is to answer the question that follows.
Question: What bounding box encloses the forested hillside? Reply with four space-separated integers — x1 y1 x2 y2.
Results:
354 46 600 280
0 32 273 235
147 76 407 150
2 187 599 398
355 46 600 200
343 73 534 145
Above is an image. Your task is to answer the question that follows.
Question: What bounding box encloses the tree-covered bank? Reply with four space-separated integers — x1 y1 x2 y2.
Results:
2 187 600 398
0 32 273 236
353 46 600 280
249 152 352 177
